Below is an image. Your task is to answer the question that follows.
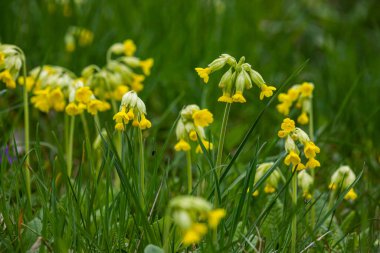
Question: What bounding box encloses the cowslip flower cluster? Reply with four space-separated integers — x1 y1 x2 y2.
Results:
113 91 151 131
64 26 94 53
0 44 23 89
329 165 357 201
252 162 281 196
195 54 276 103
81 39 154 101
298 170 314 199
277 82 315 124
174 105 213 153
278 118 321 170
168 196 226 246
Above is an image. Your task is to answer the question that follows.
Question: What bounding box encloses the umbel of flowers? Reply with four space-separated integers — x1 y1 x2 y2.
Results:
278 118 321 170
168 196 226 246
174 105 213 153
252 162 281 196
329 165 358 201
64 26 94 53
277 82 315 125
195 54 276 103
0 44 23 89
113 91 152 131
81 39 154 102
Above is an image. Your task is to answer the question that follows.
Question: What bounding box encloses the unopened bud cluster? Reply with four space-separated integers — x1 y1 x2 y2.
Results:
329 165 357 200
278 118 321 170
174 105 213 153
277 82 314 125
168 196 226 246
195 54 276 103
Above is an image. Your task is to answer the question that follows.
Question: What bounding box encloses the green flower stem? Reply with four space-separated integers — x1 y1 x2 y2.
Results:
291 167 297 253
22 56 31 205
309 98 316 228
80 114 94 171
138 128 145 209
67 116 75 177
215 103 231 206
186 150 192 194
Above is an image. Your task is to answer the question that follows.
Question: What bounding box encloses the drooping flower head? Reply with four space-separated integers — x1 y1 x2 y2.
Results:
168 196 226 246
277 82 315 125
278 118 321 170
252 162 281 196
64 26 94 53
174 105 213 153
195 54 276 103
113 91 151 131
329 165 358 201
0 44 23 89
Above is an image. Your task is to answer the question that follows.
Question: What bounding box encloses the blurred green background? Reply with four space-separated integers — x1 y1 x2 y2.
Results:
1 0 379 206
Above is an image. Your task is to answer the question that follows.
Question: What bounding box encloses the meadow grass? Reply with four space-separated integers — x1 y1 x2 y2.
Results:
0 0 379 252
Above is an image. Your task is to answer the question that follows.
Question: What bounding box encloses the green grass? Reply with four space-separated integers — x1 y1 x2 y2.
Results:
1 0 380 252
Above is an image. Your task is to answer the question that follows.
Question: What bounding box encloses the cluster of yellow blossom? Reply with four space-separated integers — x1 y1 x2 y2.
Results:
28 66 109 115
64 26 94 53
278 118 321 170
298 170 314 199
81 39 154 101
168 196 226 246
174 105 213 153
112 91 152 131
329 165 357 201
252 162 281 196
0 44 23 89
195 54 276 103
277 82 314 125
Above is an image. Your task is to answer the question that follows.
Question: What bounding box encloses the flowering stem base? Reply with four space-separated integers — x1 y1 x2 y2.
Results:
186 150 192 194
138 128 145 209
67 116 75 177
22 60 31 205
291 168 297 253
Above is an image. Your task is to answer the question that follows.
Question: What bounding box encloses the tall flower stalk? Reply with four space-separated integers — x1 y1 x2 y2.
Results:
195 54 276 204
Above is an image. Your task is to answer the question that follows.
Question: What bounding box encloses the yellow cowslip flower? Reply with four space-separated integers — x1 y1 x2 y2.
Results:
284 150 301 166
87 99 110 115
113 91 151 131
0 70 16 89
207 209 226 229
78 29 94 47
329 165 357 198
304 141 320 159
48 87 66 111
264 185 276 194
300 82 314 98
189 130 197 141
192 109 213 127
75 86 93 104
305 157 320 169
195 140 213 154
277 82 314 125
252 190 259 197
31 88 51 112
196 54 276 103
65 102 86 116
175 139 191 151
18 76 37 91
297 112 309 125
195 67 212 83
0 52 5 65
123 39 136 56
182 223 208 245
260 84 277 100
344 188 357 200
140 58 154 76
278 118 296 138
